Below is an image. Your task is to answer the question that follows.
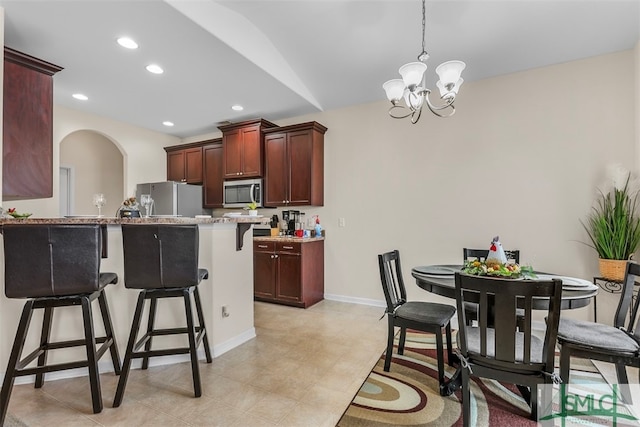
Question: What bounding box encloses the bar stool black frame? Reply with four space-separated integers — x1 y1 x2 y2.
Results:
113 224 212 407
0 224 121 425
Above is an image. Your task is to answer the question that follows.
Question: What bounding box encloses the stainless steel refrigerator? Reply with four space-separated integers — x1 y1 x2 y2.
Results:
135 181 204 217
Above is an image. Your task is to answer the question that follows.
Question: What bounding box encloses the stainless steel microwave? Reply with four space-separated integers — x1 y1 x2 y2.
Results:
223 178 263 208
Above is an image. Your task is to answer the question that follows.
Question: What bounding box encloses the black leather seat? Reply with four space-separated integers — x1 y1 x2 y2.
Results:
0 224 121 425
113 224 212 407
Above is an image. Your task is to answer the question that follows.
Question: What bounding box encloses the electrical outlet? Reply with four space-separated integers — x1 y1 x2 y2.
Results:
222 305 230 318
339 217 346 227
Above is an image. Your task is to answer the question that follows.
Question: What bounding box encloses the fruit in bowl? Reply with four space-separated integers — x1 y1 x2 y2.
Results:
6 208 32 219
461 259 535 279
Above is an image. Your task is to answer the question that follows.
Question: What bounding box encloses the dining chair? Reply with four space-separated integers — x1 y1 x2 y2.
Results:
378 250 456 388
454 272 562 424
557 261 640 404
462 248 521 326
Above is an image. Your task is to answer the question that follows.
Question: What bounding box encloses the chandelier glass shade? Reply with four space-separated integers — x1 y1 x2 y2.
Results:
383 0 465 124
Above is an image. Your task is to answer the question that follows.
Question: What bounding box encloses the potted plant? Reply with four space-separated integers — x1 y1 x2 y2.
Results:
582 168 640 281
245 201 258 216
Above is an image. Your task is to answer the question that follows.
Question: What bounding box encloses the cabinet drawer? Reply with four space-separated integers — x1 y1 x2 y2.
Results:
254 241 276 252
276 242 301 254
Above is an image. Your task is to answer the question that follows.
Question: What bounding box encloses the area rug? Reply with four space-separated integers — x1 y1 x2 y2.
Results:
337 330 609 427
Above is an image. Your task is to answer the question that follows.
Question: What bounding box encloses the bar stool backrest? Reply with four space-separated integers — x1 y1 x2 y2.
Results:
3 224 102 298
121 224 199 289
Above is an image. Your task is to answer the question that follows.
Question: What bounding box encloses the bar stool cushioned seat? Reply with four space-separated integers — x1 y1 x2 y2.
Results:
113 224 211 407
0 224 121 425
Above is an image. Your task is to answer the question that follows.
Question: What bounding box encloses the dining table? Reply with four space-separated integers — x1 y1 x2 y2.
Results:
411 264 599 396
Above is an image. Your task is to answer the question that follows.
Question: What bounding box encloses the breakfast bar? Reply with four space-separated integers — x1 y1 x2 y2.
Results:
0 216 269 377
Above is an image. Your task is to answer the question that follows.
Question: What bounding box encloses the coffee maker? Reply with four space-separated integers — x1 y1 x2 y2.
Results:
282 210 300 235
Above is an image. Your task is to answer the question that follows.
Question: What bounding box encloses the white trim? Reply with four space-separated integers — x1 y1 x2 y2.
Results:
324 293 386 308
212 327 256 357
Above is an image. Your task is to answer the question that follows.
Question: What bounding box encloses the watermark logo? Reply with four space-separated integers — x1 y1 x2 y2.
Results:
539 383 640 426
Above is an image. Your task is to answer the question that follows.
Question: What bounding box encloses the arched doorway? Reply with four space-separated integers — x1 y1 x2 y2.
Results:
59 130 124 217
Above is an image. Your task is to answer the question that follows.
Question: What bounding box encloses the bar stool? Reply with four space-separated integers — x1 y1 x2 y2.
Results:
113 224 211 407
0 224 121 425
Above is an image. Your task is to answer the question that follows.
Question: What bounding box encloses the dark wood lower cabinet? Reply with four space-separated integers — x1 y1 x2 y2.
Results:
253 239 324 308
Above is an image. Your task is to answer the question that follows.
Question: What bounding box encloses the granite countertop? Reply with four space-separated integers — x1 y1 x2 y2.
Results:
253 236 324 242
0 216 271 225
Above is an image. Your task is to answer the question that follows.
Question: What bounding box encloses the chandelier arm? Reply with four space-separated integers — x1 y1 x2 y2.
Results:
423 92 456 118
388 105 415 120
410 107 422 124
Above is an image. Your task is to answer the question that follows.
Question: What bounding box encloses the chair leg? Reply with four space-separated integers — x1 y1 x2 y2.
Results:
559 346 571 383
530 384 538 420
81 296 103 414
398 327 407 355
193 287 212 363
461 366 471 427
0 300 35 426
35 306 53 388
615 363 632 404
141 296 157 370
183 288 202 398
445 323 454 367
384 316 394 372
98 291 121 375
113 291 147 408
435 328 445 386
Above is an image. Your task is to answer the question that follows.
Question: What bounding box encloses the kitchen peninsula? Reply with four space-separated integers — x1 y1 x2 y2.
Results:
0 216 269 376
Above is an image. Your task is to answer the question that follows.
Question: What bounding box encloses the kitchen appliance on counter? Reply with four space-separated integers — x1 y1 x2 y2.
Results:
135 181 205 218
223 178 262 209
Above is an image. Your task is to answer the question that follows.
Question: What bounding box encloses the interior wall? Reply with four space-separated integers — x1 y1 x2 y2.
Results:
60 130 124 216
249 49 636 324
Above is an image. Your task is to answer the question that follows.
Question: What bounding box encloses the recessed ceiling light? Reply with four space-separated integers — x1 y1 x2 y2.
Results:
72 93 88 101
116 37 138 49
146 64 163 74
231 105 244 111
162 121 174 127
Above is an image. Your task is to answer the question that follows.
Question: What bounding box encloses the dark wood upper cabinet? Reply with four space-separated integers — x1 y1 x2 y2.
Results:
3 47 63 200
164 144 203 184
263 122 327 207
218 119 277 179
203 140 223 208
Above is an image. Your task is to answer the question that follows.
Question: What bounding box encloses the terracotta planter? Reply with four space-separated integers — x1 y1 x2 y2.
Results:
598 258 628 282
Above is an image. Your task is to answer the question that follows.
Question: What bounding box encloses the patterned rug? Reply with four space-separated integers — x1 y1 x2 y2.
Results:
337 330 607 427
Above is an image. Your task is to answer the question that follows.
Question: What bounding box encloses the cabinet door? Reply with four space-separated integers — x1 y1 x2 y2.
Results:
167 151 185 182
277 250 302 303
223 128 242 178
184 147 203 184
254 249 276 299
3 54 60 200
203 144 223 208
287 130 313 205
264 133 288 206
241 125 262 177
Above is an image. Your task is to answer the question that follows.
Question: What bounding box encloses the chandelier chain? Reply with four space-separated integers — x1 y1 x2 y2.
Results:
418 0 428 62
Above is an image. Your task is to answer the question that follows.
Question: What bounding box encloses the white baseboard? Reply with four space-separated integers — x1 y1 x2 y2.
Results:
3 327 257 386
324 293 386 308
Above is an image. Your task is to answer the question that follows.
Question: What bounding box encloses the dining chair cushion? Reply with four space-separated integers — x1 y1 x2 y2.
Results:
395 301 457 327
458 328 545 364
558 318 640 354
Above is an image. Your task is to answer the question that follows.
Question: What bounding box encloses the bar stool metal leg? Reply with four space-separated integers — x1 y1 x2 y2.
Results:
113 291 147 408
184 288 202 397
193 287 212 363
82 296 103 414
141 296 158 370
35 306 53 388
98 291 122 375
0 300 35 426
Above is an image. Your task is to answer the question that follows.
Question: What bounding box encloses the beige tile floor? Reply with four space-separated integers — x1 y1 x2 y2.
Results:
5 300 388 427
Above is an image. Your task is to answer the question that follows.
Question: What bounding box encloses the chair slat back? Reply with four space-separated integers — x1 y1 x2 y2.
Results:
378 250 407 313
620 262 640 340
463 248 520 263
455 273 562 370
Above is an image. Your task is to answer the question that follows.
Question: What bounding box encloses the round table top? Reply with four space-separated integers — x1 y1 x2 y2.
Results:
411 265 598 310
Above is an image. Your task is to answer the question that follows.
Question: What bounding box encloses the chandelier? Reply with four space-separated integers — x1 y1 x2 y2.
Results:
382 0 466 124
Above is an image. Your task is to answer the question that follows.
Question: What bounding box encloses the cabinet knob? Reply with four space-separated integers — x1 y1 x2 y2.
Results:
274 254 278 258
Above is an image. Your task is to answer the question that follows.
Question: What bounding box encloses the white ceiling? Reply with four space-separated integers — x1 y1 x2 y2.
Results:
1 0 638 138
